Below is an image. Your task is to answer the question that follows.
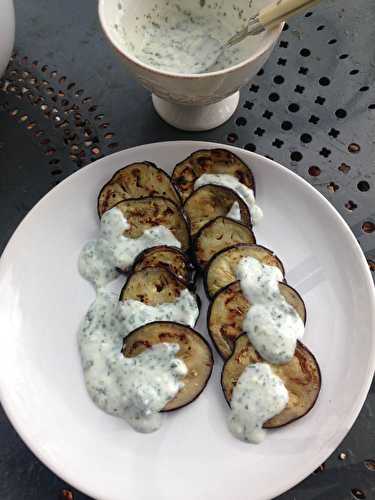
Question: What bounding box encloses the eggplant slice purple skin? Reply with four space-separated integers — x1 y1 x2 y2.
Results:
132 245 196 288
120 266 201 315
109 196 191 258
122 321 214 412
204 243 286 299
207 280 307 360
221 334 321 428
183 184 252 238
98 161 182 217
193 217 257 271
172 149 255 203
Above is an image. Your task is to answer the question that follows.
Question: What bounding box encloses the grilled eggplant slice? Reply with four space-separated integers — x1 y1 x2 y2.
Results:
122 322 214 411
208 281 306 359
205 243 285 298
120 267 191 306
172 149 255 202
98 162 181 216
114 196 190 252
194 217 256 270
132 246 194 286
221 334 321 428
184 185 251 237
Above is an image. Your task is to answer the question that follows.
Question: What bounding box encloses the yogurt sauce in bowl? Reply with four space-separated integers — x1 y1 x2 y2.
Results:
114 0 271 74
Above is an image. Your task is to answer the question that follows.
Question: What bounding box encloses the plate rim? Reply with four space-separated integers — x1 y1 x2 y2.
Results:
0 140 374 500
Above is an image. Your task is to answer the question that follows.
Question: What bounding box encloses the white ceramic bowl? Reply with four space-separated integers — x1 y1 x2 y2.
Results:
0 0 15 77
98 0 282 131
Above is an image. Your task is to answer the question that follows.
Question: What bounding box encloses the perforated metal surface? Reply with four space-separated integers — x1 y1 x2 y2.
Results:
0 0 374 499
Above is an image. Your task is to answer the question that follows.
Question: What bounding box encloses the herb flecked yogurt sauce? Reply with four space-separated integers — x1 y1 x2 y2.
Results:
115 1 268 74
228 363 288 443
194 173 263 224
78 204 199 433
79 206 181 288
236 256 304 364
226 256 304 444
118 6 243 74
79 288 199 432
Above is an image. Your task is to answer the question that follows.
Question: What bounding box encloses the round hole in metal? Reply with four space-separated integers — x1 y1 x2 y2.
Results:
281 120 293 130
300 48 311 57
269 92 280 102
236 116 247 126
60 490 74 500
348 143 361 153
273 75 285 84
364 459 375 471
362 221 375 233
288 103 299 113
358 181 370 192
51 169 62 176
227 133 238 143
335 109 347 119
351 489 366 499
309 166 321 176
290 151 303 162
319 76 330 86
301 133 312 143
244 143 256 152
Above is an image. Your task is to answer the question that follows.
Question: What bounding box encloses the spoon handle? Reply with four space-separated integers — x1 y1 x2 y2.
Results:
259 0 321 30
225 0 321 47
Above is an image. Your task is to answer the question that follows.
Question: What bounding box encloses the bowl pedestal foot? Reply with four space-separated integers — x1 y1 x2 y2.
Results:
152 92 240 132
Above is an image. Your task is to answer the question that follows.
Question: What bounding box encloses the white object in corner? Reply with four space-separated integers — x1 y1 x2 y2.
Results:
0 0 15 77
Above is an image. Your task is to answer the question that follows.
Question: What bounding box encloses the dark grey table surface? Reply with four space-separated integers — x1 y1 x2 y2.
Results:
0 0 374 499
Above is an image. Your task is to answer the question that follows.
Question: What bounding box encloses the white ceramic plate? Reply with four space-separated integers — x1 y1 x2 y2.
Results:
0 141 374 500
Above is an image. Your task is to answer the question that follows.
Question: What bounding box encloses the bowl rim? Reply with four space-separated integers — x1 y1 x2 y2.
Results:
98 0 284 79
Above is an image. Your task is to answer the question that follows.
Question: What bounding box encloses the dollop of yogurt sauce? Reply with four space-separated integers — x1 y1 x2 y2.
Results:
194 173 263 224
78 205 199 433
237 257 304 364
227 256 305 444
79 288 199 432
228 363 288 444
226 201 241 222
79 206 181 288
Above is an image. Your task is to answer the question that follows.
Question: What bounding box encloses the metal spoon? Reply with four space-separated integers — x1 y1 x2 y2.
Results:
200 0 321 73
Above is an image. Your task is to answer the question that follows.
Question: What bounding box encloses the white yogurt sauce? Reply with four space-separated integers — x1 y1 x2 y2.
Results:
228 363 288 443
194 173 263 224
118 5 246 74
79 288 199 432
236 257 304 364
79 207 181 288
226 201 242 222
